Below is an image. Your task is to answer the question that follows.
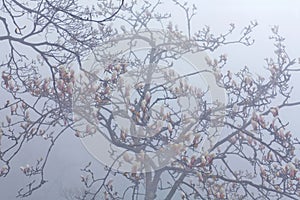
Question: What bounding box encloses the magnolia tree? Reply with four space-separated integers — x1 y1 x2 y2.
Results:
1 0 300 200
72 1 300 200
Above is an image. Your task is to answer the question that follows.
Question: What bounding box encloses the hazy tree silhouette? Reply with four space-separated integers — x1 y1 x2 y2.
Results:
1 0 300 200
0 0 123 197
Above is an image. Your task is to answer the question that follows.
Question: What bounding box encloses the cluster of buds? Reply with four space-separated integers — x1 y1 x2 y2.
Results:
270 125 292 145
259 165 267 179
167 122 173 134
227 70 233 81
10 104 18 115
268 63 279 77
59 68 75 83
106 179 114 192
229 135 238 144
274 128 286 140
230 131 259 147
80 174 89 183
127 91 152 125
1 72 17 91
251 111 267 130
188 155 197 167
141 91 151 111
27 127 37 137
24 67 75 98
120 128 127 142
244 75 253 87
129 106 149 125
274 185 282 193
74 124 96 138
266 151 275 162
130 162 140 178
164 69 204 101
26 77 52 96
223 70 234 85
85 124 96 136
204 56 217 67
56 68 75 97
196 172 204 182
2 71 11 88
103 190 118 200
270 107 279 117
159 107 172 122
41 78 51 94
121 162 142 181
94 83 111 105
163 68 177 82
20 164 32 175
74 130 81 138
258 143 266 151
164 69 199 96
246 135 257 146
213 67 223 82
177 79 190 95
0 165 8 176
229 78 238 89
134 82 144 91
238 131 247 141
38 129 46 136
282 162 298 178
214 189 225 199
220 54 228 62
191 87 204 98
172 85 188 96
208 183 226 199
200 152 215 167
262 151 274 163
21 122 32 132
105 62 127 81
